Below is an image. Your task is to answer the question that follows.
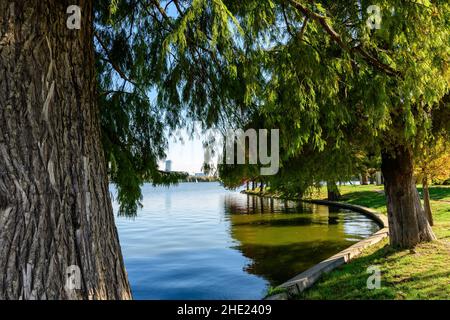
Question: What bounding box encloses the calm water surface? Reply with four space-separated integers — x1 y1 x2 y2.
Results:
113 182 379 299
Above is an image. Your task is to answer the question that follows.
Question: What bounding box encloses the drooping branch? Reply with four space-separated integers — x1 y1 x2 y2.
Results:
298 16 309 41
151 0 171 21
287 0 401 77
94 32 137 86
281 3 295 38
173 0 184 15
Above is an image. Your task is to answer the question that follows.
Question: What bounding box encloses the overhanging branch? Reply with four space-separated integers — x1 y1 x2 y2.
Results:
287 0 401 77
95 32 137 86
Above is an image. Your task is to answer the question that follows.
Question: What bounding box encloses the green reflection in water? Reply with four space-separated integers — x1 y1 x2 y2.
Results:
224 194 379 286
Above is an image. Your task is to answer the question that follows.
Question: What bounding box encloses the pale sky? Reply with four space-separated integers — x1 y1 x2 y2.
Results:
158 124 220 174
160 133 205 174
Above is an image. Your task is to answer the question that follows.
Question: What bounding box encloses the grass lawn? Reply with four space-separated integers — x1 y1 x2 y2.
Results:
297 184 450 300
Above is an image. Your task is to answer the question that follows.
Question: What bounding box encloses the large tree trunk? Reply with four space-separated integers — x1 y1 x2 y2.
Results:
381 146 436 248
360 172 369 185
0 1 131 299
326 181 341 201
422 177 434 226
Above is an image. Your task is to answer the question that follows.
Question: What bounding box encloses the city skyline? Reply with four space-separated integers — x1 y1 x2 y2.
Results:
159 130 208 175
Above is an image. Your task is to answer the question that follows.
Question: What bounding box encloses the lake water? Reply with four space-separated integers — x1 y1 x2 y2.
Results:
113 182 379 300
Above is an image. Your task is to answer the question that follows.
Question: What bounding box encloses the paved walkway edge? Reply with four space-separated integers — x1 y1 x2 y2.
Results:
261 198 389 300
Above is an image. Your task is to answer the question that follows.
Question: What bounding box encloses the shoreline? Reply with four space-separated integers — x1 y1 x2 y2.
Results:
241 190 389 300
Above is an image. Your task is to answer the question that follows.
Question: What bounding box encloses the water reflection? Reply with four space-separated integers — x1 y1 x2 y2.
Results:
164 191 172 212
114 183 379 299
224 194 379 285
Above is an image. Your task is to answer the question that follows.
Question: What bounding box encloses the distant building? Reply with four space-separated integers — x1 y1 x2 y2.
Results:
194 172 205 177
165 160 172 172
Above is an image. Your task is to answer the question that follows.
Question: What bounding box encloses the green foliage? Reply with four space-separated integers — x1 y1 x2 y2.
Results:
95 0 171 215
92 1 450 214
93 0 246 215
216 0 449 193
268 144 359 198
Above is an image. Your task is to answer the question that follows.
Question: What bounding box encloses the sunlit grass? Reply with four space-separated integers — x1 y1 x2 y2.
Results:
298 239 450 300
247 184 450 299
296 184 450 300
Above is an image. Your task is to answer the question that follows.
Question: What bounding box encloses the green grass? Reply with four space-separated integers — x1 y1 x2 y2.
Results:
295 184 450 300
420 185 450 202
247 184 450 299
307 184 389 214
265 286 288 298
298 240 450 300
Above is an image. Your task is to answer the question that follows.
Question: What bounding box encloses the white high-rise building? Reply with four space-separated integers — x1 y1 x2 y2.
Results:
165 160 172 172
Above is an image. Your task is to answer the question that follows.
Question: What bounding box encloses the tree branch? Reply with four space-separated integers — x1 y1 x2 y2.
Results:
287 0 401 77
95 32 138 86
298 16 309 41
281 3 295 38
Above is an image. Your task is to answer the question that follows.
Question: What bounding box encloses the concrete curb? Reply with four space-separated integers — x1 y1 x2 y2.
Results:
301 199 388 228
262 198 389 300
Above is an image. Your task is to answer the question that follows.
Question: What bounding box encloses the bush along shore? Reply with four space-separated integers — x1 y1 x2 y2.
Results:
244 185 450 299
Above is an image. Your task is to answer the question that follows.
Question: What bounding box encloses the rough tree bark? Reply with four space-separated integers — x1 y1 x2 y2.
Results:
0 1 132 299
381 146 436 248
326 181 341 201
422 177 434 226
